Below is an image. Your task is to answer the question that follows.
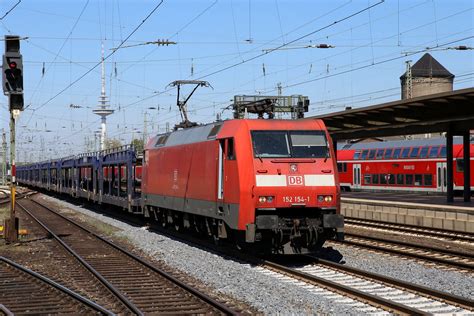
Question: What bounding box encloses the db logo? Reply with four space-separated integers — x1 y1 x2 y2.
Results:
288 175 304 186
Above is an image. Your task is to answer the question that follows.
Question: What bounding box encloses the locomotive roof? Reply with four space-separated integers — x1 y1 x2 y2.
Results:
337 136 467 150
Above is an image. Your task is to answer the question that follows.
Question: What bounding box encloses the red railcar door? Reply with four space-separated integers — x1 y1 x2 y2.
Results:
436 162 447 192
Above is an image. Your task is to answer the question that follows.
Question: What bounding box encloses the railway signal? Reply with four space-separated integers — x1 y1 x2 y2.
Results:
2 35 24 243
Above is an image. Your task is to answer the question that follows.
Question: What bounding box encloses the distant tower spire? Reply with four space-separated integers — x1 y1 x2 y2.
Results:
93 42 114 150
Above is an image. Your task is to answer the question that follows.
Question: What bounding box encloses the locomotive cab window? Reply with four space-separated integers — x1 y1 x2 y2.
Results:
251 130 328 158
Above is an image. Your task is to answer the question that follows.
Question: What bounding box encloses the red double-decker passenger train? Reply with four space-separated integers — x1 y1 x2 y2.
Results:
337 137 474 193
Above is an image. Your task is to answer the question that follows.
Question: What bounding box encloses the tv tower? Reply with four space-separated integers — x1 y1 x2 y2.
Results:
93 42 114 150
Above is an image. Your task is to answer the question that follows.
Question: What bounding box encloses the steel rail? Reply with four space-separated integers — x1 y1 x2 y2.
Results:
345 217 474 242
260 259 426 315
16 202 144 316
26 198 239 316
306 255 474 311
338 233 474 270
0 256 113 315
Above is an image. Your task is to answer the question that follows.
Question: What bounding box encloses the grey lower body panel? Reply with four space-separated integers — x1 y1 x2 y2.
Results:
144 193 240 230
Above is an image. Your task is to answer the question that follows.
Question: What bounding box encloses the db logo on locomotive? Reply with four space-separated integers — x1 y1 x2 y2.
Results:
288 175 304 186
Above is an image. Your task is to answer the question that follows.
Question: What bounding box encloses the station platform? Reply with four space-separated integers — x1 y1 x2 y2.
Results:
341 191 474 233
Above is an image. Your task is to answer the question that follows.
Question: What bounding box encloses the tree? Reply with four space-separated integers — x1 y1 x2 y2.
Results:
105 138 122 149
131 138 144 153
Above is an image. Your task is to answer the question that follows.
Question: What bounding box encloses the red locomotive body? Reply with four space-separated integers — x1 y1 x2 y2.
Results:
337 137 474 193
142 119 343 254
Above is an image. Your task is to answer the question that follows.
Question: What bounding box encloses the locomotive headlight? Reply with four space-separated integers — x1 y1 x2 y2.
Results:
259 196 267 203
318 195 333 202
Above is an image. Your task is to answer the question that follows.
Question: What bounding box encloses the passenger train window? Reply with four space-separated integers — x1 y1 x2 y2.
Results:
439 146 447 158
375 149 384 159
372 174 379 184
414 174 422 186
409 147 420 158
419 147 429 158
361 150 368 159
387 174 395 184
364 175 371 184
456 159 464 172
354 151 361 159
429 146 440 158
401 148 410 158
384 148 393 159
424 174 433 186
368 149 376 159
405 174 414 185
380 174 387 184
392 148 401 159
396 174 404 185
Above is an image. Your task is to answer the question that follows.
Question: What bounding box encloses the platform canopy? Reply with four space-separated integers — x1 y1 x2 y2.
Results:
312 87 474 141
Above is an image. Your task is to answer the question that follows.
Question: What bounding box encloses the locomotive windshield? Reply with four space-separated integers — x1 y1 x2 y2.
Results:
251 130 328 158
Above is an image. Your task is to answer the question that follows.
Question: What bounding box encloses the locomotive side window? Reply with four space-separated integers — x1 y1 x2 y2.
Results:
361 150 368 159
227 138 235 160
439 146 447 158
384 148 393 159
375 149 384 159
409 147 420 158
392 148 401 159
289 131 328 158
251 131 290 158
429 146 440 158
419 146 429 158
401 148 410 158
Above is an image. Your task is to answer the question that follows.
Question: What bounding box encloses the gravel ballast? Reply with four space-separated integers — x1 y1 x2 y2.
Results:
40 195 473 314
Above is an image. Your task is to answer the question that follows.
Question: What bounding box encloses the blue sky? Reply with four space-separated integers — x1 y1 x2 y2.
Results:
0 0 473 161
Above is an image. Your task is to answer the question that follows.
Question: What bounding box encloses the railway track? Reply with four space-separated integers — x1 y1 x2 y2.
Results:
261 256 474 315
345 217 474 243
0 256 112 315
134 216 474 315
16 198 237 315
334 232 474 271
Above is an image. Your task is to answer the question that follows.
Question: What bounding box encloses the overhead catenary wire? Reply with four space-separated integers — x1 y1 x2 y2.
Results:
28 0 164 112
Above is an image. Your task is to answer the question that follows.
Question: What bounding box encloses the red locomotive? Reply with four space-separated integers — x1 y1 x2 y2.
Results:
142 119 343 253
17 119 343 254
337 137 474 193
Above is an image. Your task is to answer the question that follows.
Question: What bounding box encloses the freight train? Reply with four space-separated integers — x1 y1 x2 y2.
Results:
17 119 344 254
337 137 473 193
